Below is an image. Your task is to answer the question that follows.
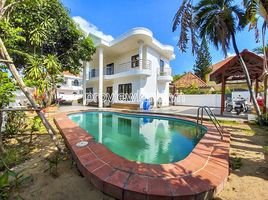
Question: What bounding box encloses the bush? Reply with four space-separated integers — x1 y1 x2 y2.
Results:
262 113 268 126
4 111 28 137
0 145 30 170
230 157 242 170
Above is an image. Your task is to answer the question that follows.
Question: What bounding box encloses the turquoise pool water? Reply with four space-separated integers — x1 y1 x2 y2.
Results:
69 112 206 164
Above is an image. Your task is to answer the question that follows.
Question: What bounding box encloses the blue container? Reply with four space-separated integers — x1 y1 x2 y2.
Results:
143 99 150 110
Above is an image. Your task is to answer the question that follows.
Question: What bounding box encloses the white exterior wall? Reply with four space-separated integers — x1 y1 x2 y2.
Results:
174 94 222 107
147 47 171 106
141 46 158 105
232 91 251 101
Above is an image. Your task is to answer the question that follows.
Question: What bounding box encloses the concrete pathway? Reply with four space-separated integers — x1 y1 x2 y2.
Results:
54 104 249 122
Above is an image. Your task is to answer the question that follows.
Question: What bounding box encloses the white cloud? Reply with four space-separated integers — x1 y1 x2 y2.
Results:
227 52 236 57
72 16 114 42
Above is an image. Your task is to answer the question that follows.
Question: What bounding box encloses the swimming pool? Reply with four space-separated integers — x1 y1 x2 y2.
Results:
69 111 206 164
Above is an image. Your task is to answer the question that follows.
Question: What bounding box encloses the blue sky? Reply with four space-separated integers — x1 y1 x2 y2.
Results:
61 0 260 75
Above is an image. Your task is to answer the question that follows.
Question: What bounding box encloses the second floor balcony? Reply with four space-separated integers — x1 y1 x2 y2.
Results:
88 59 152 81
157 68 173 82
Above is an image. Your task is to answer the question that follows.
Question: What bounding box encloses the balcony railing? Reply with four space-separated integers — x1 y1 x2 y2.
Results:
116 59 152 73
88 59 152 79
157 68 172 76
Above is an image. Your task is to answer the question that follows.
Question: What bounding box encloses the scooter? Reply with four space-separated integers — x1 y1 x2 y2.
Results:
225 97 249 115
225 98 233 112
234 98 249 115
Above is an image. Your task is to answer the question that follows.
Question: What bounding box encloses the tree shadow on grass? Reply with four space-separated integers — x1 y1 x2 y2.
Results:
224 124 268 180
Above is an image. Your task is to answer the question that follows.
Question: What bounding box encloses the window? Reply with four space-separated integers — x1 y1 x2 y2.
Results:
106 63 114 75
91 69 96 77
118 83 132 101
131 55 139 68
86 87 93 94
73 79 79 86
160 59 165 72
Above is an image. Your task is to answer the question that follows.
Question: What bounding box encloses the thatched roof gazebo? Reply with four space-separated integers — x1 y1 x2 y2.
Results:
210 49 267 115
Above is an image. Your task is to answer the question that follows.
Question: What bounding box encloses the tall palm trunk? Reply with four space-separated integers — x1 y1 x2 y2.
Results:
231 33 262 119
262 23 268 113
0 38 63 152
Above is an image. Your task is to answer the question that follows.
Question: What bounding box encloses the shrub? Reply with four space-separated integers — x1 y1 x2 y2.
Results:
30 116 42 144
230 157 242 170
262 113 268 126
4 111 28 137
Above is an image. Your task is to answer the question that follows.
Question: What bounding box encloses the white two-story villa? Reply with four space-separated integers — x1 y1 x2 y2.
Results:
57 71 83 101
82 27 175 109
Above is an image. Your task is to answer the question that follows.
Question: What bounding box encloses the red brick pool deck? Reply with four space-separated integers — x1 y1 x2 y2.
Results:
54 110 230 200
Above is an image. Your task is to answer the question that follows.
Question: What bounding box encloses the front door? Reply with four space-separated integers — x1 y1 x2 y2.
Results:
106 86 113 95
106 86 113 106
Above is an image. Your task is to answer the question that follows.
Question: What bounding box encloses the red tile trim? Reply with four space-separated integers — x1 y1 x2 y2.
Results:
54 110 230 200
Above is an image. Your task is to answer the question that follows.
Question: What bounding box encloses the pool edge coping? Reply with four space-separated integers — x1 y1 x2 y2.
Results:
54 109 230 200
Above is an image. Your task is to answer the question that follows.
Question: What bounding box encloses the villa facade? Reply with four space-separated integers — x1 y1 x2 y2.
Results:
57 71 83 101
82 27 175 108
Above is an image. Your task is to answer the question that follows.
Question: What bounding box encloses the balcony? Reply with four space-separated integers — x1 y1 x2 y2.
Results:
88 59 152 81
157 68 173 82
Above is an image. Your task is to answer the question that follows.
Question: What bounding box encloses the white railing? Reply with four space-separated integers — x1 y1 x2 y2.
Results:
89 59 152 79
158 68 172 76
116 59 152 74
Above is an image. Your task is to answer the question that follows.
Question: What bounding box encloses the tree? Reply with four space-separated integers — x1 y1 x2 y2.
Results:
0 0 95 107
173 0 262 120
173 74 183 82
245 0 268 113
253 45 268 55
0 65 16 155
193 39 212 81
172 0 198 54
0 0 95 151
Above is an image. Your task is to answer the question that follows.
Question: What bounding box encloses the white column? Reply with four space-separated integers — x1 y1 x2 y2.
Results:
98 47 103 108
82 61 87 106
138 40 144 70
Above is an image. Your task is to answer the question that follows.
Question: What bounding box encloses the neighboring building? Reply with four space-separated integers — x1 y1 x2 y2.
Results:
57 71 83 101
83 27 175 108
173 72 212 92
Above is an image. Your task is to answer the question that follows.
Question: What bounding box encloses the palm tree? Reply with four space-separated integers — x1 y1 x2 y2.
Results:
245 0 268 113
253 45 268 55
173 0 262 119
245 0 268 73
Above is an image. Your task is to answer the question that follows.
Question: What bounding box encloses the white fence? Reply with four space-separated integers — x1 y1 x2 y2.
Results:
174 94 222 108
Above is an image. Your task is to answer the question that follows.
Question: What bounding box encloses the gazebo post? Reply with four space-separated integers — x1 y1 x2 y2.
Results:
221 76 226 115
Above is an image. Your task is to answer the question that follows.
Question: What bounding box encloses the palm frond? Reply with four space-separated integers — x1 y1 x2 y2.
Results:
172 0 198 54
